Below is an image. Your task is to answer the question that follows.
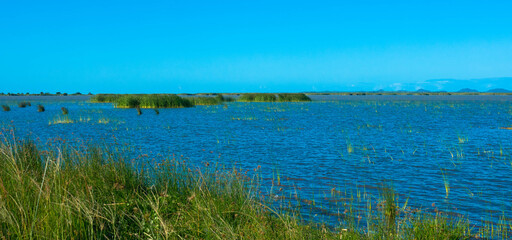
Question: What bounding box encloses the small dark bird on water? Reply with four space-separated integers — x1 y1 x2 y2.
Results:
61 107 68 115
136 107 142 115
38 105 45 112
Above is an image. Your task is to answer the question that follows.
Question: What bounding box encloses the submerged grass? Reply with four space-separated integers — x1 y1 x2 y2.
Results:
0 134 491 239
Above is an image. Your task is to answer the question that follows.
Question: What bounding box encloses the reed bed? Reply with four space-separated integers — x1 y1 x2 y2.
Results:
113 94 193 108
188 96 223 105
61 107 69 115
238 93 278 102
1 105 10 111
277 93 311 102
0 134 489 239
37 104 45 112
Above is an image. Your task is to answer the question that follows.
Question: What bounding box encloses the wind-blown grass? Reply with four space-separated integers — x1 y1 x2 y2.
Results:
0 134 492 239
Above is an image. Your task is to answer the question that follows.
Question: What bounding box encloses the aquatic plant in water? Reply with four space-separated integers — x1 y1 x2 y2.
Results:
18 102 31 107
1 105 10 111
37 104 45 112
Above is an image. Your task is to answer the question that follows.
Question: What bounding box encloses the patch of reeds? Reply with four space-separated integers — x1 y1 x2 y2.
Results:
18 101 31 108
188 96 223 105
136 107 142 115
238 93 278 102
114 94 193 108
277 93 311 102
2 105 10 111
61 107 68 115
37 104 45 112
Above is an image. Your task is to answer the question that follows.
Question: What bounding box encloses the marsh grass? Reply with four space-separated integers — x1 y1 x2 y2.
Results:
1 105 10 111
239 93 278 102
189 96 223 105
136 107 142 115
37 104 45 112
277 93 311 102
61 107 69 115
0 134 493 239
114 94 193 108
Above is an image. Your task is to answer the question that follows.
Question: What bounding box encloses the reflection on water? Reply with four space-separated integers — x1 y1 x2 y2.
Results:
1 95 511 229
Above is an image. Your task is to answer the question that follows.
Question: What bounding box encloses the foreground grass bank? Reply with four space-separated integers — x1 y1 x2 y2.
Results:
0 136 499 239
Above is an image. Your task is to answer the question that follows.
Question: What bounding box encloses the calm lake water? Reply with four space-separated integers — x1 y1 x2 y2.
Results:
1 95 511 229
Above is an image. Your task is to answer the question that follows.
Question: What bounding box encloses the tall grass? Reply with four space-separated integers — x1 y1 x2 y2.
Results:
0 136 334 239
37 104 45 112
1 105 10 111
0 135 491 239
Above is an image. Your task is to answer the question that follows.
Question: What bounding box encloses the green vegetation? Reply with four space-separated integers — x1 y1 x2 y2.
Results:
0 136 497 239
61 107 69 115
1 105 10 111
37 104 45 112
238 93 312 102
238 93 278 102
188 96 223 106
277 93 311 102
90 94 121 103
92 94 230 108
18 102 31 108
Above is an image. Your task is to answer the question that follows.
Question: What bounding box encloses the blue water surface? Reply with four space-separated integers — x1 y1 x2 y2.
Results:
1 95 511 229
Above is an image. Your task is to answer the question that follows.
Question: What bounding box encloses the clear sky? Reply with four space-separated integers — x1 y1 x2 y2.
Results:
1 0 512 93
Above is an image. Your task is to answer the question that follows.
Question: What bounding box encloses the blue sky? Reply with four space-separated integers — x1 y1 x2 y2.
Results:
1 0 512 93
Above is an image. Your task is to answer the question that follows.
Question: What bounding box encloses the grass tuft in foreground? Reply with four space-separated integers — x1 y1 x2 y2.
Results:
0 135 494 239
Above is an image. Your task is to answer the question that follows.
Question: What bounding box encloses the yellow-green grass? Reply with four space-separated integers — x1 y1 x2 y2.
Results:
0 135 493 239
